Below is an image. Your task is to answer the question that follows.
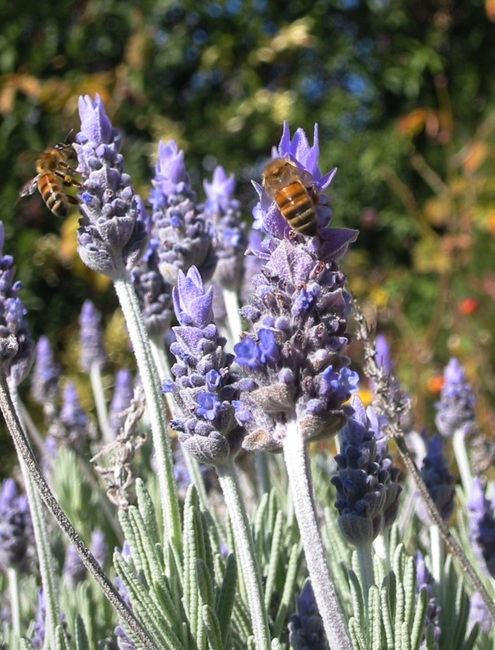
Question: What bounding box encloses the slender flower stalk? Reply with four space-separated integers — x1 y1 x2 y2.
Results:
284 421 352 649
79 300 110 441
74 94 181 549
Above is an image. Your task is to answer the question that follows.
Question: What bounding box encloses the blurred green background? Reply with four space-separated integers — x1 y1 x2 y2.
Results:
2 0 495 444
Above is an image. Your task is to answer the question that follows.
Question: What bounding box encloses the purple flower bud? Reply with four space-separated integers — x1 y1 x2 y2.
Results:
375 334 393 373
435 358 476 437
0 478 34 572
331 396 402 545
467 478 495 578
164 266 244 465
74 95 148 277
288 581 326 650
109 369 134 434
0 222 33 383
204 166 248 291
416 433 455 524
79 300 106 371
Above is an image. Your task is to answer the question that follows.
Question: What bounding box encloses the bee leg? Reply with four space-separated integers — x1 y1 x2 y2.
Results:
67 195 78 205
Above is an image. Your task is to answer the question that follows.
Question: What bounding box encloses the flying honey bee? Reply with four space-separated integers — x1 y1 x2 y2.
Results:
261 157 319 236
20 142 81 217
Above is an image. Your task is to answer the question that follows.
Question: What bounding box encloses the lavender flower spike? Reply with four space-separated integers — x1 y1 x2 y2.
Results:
79 300 106 372
467 478 495 578
435 358 476 438
288 581 326 650
0 478 34 572
416 433 455 524
163 266 245 465
0 221 33 384
204 166 248 291
74 95 148 278
149 139 217 286
332 396 402 545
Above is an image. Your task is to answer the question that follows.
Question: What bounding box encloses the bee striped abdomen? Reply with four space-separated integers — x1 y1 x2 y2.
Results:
276 181 317 235
37 174 69 217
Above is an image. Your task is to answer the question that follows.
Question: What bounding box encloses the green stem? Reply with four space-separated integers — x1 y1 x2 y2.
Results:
113 273 181 550
89 363 111 443
216 458 271 650
7 567 20 640
356 543 375 608
283 421 352 650
0 372 157 650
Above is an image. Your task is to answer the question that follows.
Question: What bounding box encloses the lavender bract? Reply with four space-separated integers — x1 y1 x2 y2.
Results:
331 396 402 545
74 94 148 278
163 266 245 465
233 123 359 452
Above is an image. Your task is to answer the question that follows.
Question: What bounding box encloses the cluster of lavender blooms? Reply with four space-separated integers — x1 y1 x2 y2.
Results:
2 93 495 649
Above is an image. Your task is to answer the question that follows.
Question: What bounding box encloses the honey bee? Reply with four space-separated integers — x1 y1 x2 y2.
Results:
20 143 81 217
261 157 318 236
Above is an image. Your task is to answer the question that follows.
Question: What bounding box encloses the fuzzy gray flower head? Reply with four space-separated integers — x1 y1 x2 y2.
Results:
0 222 33 384
148 139 217 286
162 266 246 466
331 396 402 546
204 166 248 291
74 94 148 277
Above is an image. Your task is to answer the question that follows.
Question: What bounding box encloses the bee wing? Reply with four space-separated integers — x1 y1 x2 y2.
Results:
20 177 39 198
296 167 315 189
